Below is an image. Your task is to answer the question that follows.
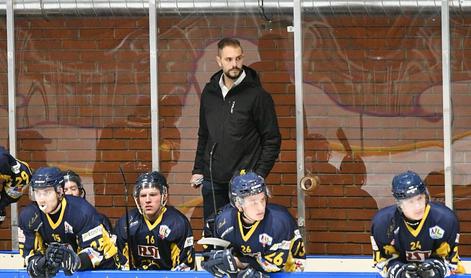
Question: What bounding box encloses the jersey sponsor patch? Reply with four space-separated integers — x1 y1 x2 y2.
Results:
159 225 171 239
405 250 432 262
259 233 273 247
82 225 103 242
138 244 160 259
429 225 445 239
18 227 25 243
184 236 194 248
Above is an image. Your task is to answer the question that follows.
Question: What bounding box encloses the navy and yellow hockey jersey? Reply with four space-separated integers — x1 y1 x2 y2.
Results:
115 206 195 270
213 203 305 273
370 202 465 277
18 195 117 269
0 147 32 207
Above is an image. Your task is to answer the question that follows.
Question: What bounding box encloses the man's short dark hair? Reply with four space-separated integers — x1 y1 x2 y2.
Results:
217 37 242 53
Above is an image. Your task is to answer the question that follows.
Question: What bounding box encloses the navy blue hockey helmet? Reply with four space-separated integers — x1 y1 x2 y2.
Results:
229 170 267 207
30 167 64 190
392 171 427 200
133 171 168 206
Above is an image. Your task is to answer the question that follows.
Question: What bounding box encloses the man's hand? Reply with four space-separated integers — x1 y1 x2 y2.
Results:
418 259 447 278
190 174 204 189
46 243 81 276
201 248 238 277
388 263 420 278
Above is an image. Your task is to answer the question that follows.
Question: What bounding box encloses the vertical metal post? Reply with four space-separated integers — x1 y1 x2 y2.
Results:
441 0 453 209
149 0 160 171
293 0 306 245
7 0 19 249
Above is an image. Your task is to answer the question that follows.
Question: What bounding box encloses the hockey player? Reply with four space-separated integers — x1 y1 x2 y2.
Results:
0 146 32 225
63 170 85 198
371 170 465 278
18 167 117 278
63 170 114 234
115 171 195 270
201 170 305 277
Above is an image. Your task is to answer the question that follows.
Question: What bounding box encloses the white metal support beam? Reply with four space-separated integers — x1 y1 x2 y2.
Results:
7 0 18 250
293 0 306 244
441 0 453 209
149 0 160 171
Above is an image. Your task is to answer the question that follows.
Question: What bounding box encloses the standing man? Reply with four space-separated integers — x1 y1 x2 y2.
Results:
371 171 465 278
115 171 195 271
0 146 32 225
191 37 281 222
19 167 117 277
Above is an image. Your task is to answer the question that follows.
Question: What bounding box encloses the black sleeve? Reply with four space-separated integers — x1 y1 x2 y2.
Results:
253 91 281 178
192 91 209 175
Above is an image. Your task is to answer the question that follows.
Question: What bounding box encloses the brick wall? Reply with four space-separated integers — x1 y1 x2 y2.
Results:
0 14 470 258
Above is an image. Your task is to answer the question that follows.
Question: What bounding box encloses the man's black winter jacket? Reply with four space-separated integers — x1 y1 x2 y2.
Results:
192 66 281 183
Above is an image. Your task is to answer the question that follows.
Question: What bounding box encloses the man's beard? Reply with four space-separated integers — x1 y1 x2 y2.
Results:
224 67 242 80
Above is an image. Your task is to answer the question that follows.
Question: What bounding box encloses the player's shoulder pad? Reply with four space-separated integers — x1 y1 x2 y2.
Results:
265 204 297 236
19 204 43 231
65 195 96 214
164 206 191 227
214 205 237 235
371 205 397 234
429 201 458 227
0 147 14 174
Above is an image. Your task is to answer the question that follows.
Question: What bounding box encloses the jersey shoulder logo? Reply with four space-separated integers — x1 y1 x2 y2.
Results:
64 221 74 234
259 233 273 247
159 225 171 239
429 225 444 239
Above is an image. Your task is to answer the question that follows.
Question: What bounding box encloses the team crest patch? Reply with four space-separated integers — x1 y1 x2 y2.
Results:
429 225 444 239
159 225 171 239
64 221 74 234
259 233 273 247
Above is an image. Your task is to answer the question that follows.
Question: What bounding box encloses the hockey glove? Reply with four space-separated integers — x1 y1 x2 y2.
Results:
201 248 238 277
237 267 269 278
418 258 447 278
46 242 81 276
27 254 53 278
388 262 420 278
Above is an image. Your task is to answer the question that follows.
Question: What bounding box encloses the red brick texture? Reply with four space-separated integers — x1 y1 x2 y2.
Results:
0 14 470 257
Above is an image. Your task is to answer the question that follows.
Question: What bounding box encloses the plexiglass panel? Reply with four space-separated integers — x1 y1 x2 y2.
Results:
450 15 471 256
0 9 9 249
302 7 444 254
157 11 296 242
13 15 151 244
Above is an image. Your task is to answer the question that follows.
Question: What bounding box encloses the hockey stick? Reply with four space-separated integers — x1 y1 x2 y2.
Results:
119 165 134 270
209 143 218 219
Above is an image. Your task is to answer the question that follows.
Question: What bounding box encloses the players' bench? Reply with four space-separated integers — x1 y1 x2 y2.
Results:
1 252 470 277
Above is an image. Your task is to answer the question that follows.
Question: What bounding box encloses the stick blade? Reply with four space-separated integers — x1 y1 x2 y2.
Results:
197 237 231 248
